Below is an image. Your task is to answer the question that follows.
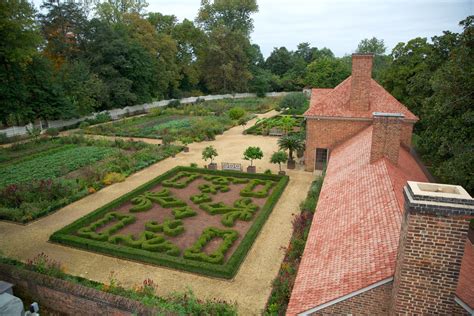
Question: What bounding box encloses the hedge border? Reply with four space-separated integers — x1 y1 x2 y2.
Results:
50 166 289 279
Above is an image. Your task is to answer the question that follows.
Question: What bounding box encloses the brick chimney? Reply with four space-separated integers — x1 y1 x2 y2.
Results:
350 54 373 111
370 112 404 165
391 181 474 315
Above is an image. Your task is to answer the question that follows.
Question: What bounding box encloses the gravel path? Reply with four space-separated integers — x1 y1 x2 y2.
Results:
0 110 315 315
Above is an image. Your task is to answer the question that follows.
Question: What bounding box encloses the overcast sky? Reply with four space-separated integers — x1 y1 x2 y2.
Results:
33 0 473 57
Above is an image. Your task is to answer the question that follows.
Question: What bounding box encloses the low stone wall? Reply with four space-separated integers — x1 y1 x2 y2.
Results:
0 263 164 316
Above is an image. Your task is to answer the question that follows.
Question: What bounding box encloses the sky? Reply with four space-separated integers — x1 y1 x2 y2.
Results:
33 0 473 57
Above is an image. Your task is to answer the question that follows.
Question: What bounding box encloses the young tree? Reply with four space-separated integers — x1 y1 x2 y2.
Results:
243 146 263 166
202 145 218 164
270 151 288 172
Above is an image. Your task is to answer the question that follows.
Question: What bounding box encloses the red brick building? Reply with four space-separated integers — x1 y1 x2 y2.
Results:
287 54 474 315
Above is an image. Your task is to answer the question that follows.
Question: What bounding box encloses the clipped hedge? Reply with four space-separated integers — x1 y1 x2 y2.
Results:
183 227 239 264
240 179 275 198
50 166 289 279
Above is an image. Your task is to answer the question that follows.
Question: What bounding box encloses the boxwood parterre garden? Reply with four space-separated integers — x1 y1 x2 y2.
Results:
51 166 288 278
0 136 181 223
84 97 280 142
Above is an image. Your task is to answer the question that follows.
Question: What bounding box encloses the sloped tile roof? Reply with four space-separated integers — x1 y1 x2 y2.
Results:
457 241 474 309
286 126 428 315
304 77 418 121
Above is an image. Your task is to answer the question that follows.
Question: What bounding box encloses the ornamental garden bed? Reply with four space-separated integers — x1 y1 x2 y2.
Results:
51 166 288 279
0 136 181 223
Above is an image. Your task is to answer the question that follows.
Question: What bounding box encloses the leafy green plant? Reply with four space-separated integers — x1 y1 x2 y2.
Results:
202 145 218 164
271 151 289 172
227 107 246 120
243 146 263 167
278 134 304 162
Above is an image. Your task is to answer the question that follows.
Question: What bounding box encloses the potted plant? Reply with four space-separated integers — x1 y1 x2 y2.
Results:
181 137 192 152
278 134 304 169
243 146 263 173
270 151 288 175
202 145 218 170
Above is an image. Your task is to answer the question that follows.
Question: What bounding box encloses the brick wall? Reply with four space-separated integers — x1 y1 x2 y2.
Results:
391 212 471 315
400 122 414 148
311 282 392 315
304 118 371 171
350 54 373 111
369 114 403 164
0 263 160 316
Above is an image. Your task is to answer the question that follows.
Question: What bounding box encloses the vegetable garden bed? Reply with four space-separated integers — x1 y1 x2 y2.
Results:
51 166 288 279
0 136 181 223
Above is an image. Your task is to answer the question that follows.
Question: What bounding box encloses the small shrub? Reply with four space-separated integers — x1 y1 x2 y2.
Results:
190 163 198 168
45 128 59 137
202 146 218 164
264 169 272 175
167 100 181 108
102 172 126 185
227 107 246 120
79 121 90 129
26 252 64 278
243 146 264 167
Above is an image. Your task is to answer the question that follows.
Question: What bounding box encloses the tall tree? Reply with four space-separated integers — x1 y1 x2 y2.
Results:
265 47 294 76
94 0 148 24
38 1 89 68
0 0 42 125
418 16 474 193
197 0 258 35
356 37 386 55
304 57 350 88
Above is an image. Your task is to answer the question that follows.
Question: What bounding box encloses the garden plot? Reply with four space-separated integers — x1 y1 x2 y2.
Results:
51 167 288 278
0 136 181 223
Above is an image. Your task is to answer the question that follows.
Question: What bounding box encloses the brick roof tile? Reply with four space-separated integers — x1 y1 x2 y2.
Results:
304 77 418 121
286 126 428 315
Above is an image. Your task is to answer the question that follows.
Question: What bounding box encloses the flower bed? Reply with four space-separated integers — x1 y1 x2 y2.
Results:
51 167 288 279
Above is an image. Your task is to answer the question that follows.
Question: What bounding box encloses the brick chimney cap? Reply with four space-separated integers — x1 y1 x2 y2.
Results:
352 53 374 58
372 112 405 118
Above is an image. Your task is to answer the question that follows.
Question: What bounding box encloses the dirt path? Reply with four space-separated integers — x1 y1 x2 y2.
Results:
0 109 315 315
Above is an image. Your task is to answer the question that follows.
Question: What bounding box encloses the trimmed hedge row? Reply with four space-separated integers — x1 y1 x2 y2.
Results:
240 179 275 198
50 166 289 279
183 227 239 264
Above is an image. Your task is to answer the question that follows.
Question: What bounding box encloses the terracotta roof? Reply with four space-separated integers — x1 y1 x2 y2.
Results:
304 77 419 121
286 126 428 315
457 240 474 309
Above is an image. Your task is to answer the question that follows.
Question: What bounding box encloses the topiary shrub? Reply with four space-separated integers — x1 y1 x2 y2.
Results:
240 179 275 198
172 206 197 219
145 219 184 237
198 183 230 194
130 189 186 212
227 107 246 120
77 212 135 241
109 231 181 256
162 171 201 188
190 193 212 204
183 227 238 264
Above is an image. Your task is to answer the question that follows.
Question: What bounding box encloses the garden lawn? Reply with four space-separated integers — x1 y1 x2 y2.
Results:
51 166 288 279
